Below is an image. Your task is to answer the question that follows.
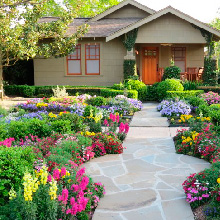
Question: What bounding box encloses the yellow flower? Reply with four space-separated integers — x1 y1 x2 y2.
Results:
49 179 58 200
48 112 57 118
217 178 220 184
9 187 16 200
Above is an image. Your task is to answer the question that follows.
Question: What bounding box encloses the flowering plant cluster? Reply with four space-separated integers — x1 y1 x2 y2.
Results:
200 91 220 105
157 99 191 116
177 114 211 124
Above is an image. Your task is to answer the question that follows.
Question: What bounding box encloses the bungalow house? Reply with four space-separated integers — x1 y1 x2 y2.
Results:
34 0 220 86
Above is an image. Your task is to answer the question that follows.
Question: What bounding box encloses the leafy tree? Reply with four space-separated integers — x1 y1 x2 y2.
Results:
0 0 88 83
210 9 220 59
44 0 121 18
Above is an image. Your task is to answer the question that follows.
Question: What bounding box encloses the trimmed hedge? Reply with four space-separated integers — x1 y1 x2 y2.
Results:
197 86 220 94
100 89 138 99
4 85 138 99
166 90 204 99
4 85 108 97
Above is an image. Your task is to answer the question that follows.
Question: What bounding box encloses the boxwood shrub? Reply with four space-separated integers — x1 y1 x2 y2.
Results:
100 88 138 99
166 90 204 99
156 79 184 101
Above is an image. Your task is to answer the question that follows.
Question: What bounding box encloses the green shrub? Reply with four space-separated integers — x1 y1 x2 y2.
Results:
87 96 107 106
166 90 204 99
123 60 137 79
83 105 98 117
203 57 218 86
112 83 124 90
0 146 36 205
100 88 138 99
196 104 211 117
0 106 8 116
182 80 202 90
50 120 72 134
146 82 159 101
89 121 102 133
209 109 220 125
187 96 207 107
124 79 147 101
162 66 181 80
156 79 184 101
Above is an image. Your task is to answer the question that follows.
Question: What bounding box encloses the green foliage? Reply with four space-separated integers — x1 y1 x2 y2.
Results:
187 96 207 107
203 57 218 85
100 88 138 99
162 66 181 80
0 0 88 72
196 104 211 117
122 29 138 51
123 60 137 80
0 146 36 205
124 79 147 101
83 105 98 117
112 83 124 90
182 80 202 90
146 82 159 101
156 79 184 101
166 90 204 99
4 85 114 97
0 106 8 116
89 121 102 133
87 96 107 106
50 120 72 134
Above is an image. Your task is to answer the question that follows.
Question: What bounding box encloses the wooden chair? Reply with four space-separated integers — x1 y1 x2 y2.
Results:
197 67 204 81
186 67 197 81
158 68 164 81
0 82 3 101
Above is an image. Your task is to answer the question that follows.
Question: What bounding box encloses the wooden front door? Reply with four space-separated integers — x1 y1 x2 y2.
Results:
142 47 159 84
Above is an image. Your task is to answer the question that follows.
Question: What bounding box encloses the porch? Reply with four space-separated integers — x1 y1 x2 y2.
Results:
135 43 205 85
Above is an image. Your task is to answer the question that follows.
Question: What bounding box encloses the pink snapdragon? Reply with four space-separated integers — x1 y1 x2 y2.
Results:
53 168 60 180
58 188 69 205
0 137 15 147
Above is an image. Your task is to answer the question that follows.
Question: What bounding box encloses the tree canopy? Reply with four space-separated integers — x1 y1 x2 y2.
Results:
44 0 121 18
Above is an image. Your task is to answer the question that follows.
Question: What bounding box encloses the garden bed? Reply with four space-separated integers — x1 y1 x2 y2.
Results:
0 93 142 219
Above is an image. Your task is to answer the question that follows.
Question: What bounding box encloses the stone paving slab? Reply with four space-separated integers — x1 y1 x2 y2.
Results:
83 103 211 220
130 117 169 127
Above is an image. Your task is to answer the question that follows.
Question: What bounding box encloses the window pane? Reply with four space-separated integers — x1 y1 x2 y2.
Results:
86 60 99 74
175 61 185 72
90 47 96 56
68 60 81 74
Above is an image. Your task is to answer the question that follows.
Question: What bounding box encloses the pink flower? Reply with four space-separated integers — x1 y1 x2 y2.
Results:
58 188 69 205
103 119 109 126
53 168 60 180
71 184 79 192
79 176 89 191
60 167 67 177
124 123 129 133
47 175 52 182
116 115 120 123
119 122 125 133
76 168 85 180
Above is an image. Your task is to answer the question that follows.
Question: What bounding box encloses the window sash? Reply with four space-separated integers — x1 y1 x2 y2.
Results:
172 47 186 72
85 44 100 75
67 44 81 75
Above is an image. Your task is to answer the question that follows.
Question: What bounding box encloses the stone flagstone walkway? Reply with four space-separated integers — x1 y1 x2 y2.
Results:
82 103 210 220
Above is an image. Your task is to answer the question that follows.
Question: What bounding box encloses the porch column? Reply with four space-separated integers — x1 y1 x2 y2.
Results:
124 48 135 60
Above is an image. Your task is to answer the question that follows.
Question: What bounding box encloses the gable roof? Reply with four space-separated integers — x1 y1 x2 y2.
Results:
106 5 220 42
89 0 155 22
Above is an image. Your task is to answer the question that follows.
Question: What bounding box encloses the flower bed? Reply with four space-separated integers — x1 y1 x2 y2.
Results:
158 92 220 218
0 94 142 219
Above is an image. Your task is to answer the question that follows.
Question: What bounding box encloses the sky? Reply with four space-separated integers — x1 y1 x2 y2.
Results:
136 0 220 23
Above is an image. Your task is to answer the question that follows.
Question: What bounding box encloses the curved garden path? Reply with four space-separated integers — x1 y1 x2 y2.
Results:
83 103 211 220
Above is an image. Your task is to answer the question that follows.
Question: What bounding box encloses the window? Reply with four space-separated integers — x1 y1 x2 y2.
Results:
85 44 100 75
67 44 81 75
172 47 186 72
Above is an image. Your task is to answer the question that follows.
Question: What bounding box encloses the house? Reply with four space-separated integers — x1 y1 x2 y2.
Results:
34 0 220 86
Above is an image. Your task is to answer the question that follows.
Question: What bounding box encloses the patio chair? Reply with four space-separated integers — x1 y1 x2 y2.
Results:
186 67 197 81
197 67 204 81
